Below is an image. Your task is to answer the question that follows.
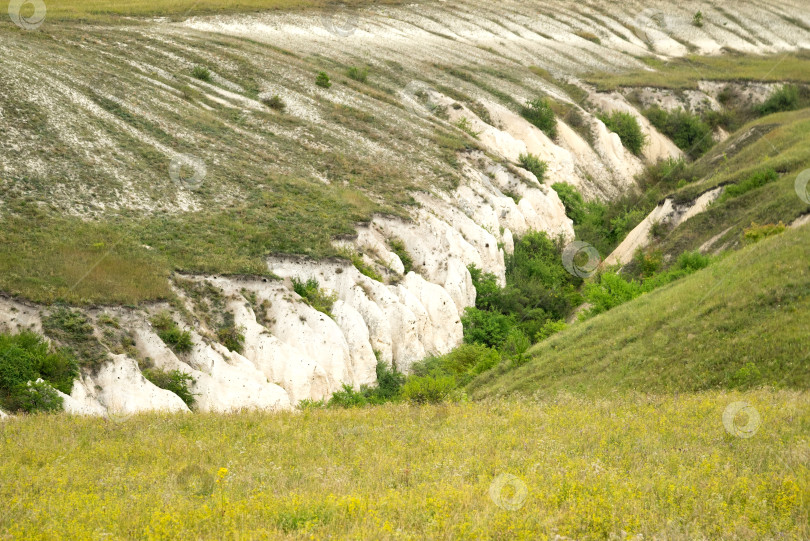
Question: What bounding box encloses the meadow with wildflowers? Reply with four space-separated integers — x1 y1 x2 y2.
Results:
1 389 807 539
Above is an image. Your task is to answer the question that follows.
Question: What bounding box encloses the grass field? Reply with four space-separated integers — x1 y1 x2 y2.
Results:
1 390 807 539
586 53 810 91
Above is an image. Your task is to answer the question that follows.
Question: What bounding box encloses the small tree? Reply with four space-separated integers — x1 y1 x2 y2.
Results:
315 72 332 88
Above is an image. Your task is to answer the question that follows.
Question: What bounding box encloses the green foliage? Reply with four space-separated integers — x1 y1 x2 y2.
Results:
412 343 501 388
743 222 786 243
315 71 331 88
598 111 646 155
143 369 196 408
388 239 413 274
216 312 245 354
719 168 779 201
644 107 714 159
400 375 457 404
346 66 368 83
325 361 405 408
520 98 557 138
583 250 712 318
454 117 481 139
692 11 704 27
518 153 548 181
0 331 77 413
150 312 193 353
349 254 383 282
757 84 801 115
42 307 106 369
551 182 586 224
191 66 211 82
461 307 515 350
535 319 567 341
292 277 338 317
464 232 582 349
12 381 63 414
262 94 286 111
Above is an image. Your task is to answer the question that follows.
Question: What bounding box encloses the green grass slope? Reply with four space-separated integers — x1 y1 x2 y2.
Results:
469 223 810 398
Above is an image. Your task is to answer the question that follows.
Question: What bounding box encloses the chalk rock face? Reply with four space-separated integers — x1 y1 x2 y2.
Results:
91 355 190 414
0 408 8 419
604 187 724 266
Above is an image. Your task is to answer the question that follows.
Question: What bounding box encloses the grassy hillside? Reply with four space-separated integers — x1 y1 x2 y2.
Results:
16 0 409 22
587 52 810 91
657 107 810 259
1 390 808 539
469 223 810 398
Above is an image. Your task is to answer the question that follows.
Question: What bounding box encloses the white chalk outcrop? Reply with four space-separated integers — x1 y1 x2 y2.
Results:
604 187 724 266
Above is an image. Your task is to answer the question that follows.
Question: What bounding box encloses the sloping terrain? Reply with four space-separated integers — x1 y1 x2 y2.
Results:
470 221 810 398
1 0 810 414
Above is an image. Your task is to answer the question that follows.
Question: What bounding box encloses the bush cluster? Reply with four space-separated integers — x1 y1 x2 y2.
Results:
582 251 712 318
644 107 713 159
518 153 548 182
462 232 582 347
0 331 78 413
292 277 338 317
150 312 193 353
520 98 557 138
143 368 196 408
598 111 646 156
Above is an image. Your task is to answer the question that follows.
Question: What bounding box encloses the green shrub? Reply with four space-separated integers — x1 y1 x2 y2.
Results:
757 85 800 115
143 369 196 408
262 95 286 111
11 380 63 413
719 168 779 201
598 111 646 156
150 312 193 353
675 251 711 272
501 328 531 364
292 277 338 317
454 117 481 139
400 375 457 404
327 384 370 408
388 239 413 274
191 66 211 82
461 307 516 349
743 222 786 243
692 11 704 27
518 153 548 182
411 343 501 387
582 272 645 318
552 182 586 224
371 361 405 400
520 98 557 138
346 66 368 82
536 319 567 341
315 72 332 88
644 107 713 159
350 253 383 282
0 331 77 413
217 312 245 354
43 307 106 369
